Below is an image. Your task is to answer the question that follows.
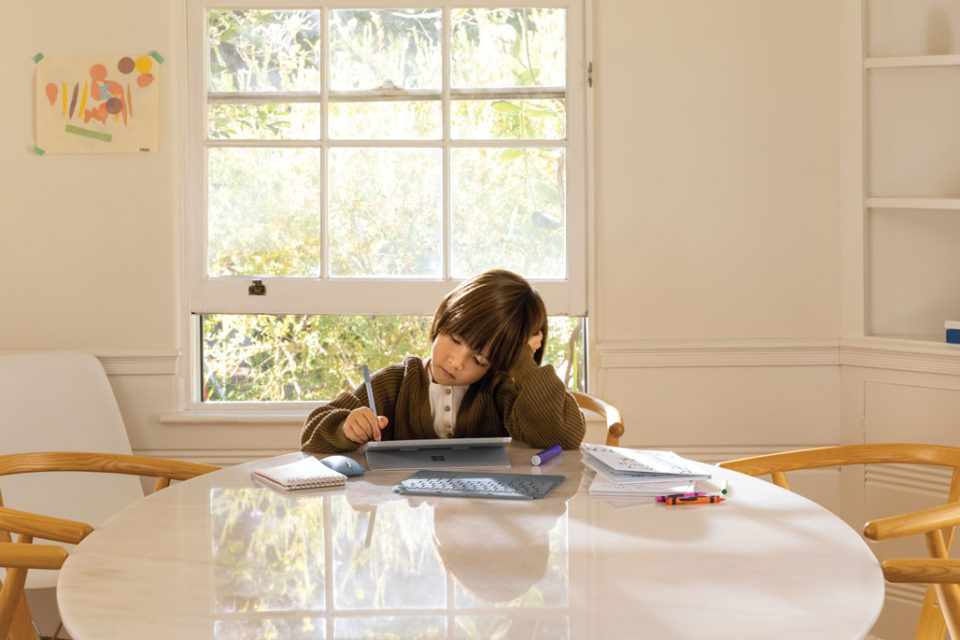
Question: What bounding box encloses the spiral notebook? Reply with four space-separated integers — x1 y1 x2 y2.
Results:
252 456 347 491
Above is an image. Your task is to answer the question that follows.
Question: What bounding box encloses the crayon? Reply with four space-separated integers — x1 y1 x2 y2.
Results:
662 495 724 505
655 492 709 502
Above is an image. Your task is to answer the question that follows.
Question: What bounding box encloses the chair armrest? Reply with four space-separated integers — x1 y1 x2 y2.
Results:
571 391 625 444
863 501 960 542
0 506 93 544
883 558 960 584
0 542 68 570
0 452 219 482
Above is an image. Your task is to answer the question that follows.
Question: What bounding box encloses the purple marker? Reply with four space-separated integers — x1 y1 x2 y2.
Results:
531 444 562 466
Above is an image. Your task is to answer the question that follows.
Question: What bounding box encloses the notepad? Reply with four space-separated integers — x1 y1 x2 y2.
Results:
252 456 347 491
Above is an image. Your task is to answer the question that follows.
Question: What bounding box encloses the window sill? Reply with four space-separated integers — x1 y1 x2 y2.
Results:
158 409 310 425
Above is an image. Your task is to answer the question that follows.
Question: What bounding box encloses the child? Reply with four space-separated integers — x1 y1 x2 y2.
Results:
300 269 586 453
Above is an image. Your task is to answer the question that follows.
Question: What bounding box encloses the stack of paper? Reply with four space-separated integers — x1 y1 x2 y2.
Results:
580 444 710 499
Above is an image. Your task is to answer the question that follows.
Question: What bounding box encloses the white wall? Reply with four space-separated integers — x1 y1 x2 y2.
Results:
594 1 841 341
1 1 847 463
1 0 849 461
3 0 182 351
591 0 845 455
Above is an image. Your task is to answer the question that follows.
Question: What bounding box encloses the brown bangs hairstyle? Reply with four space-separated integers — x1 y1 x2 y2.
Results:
430 270 547 386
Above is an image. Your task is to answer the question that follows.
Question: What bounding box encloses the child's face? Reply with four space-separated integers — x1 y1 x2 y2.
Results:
430 333 491 386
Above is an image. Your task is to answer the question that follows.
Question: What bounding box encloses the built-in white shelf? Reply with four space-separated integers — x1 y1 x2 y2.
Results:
866 197 960 210
869 333 948 345
865 54 960 69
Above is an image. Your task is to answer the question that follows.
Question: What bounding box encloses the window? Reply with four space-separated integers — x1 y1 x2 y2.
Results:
185 1 588 404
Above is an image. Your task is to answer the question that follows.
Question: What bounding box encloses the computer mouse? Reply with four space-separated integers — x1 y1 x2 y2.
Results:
321 455 366 477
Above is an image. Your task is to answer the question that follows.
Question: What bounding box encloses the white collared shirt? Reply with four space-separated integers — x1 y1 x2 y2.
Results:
425 360 468 438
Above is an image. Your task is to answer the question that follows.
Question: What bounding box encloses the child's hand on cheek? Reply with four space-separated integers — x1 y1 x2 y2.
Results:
344 407 388 444
528 331 543 353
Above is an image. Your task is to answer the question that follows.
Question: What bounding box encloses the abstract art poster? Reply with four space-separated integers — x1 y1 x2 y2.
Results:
36 54 160 154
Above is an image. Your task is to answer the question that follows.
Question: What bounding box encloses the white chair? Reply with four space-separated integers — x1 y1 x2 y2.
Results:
0 352 158 638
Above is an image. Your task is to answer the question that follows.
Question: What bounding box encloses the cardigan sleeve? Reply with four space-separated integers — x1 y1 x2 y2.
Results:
496 345 586 450
300 363 406 453
300 392 364 453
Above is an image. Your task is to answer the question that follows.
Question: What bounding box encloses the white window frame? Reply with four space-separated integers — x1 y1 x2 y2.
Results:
182 0 590 408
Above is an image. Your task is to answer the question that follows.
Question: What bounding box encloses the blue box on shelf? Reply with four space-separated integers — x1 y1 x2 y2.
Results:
947 321 960 344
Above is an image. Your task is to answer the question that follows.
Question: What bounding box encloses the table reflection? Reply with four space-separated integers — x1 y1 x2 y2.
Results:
210 479 576 640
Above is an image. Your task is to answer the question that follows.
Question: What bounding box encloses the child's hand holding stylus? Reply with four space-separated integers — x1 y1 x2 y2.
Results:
344 407 387 443
344 364 388 444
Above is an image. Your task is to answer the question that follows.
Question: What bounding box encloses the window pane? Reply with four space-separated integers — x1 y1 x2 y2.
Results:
208 103 320 140
202 314 433 401
451 148 566 278
330 9 441 91
208 10 322 92
201 315 585 402
451 8 566 89
208 147 321 277
328 148 442 277
452 98 565 140
330 101 441 139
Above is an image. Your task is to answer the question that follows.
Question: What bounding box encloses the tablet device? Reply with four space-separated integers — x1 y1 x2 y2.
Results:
362 436 512 471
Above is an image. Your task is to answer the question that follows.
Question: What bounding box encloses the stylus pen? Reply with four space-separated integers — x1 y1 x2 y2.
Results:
362 364 377 416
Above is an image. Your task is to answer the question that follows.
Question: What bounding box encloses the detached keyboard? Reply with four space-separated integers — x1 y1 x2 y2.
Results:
394 470 564 500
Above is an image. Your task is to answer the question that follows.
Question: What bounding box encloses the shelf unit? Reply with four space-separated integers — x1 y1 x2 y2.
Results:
860 1 960 348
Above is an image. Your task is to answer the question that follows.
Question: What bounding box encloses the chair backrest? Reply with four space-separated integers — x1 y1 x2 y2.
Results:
0 505 92 639
571 391 624 446
0 352 148 587
719 443 960 640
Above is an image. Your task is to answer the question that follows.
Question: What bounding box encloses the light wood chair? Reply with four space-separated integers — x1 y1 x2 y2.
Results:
719 443 960 640
863 501 960 640
0 452 220 640
571 391 624 446
0 506 92 640
0 352 222 639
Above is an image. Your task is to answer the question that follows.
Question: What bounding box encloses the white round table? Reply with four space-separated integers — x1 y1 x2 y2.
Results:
57 444 884 639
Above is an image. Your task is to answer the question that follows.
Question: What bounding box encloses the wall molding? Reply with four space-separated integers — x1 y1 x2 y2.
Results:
840 337 960 376
51 338 960 379
884 583 926 607
866 465 952 498
135 448 290 466
98 351 179 375
595 337 960 374
596 338 840 369
0 350 179 375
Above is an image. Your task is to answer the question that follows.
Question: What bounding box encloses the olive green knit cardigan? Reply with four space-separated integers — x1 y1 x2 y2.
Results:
300 348 585 453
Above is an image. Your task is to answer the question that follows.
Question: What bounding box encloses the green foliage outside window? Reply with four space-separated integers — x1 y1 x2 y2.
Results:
202 314 584 402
